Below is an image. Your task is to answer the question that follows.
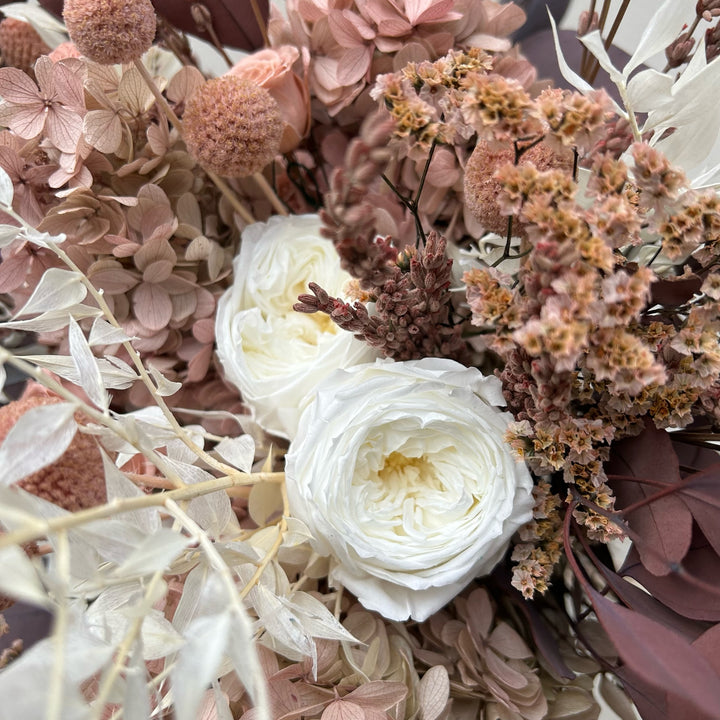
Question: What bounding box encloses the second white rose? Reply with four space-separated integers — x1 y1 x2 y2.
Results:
215 214 378 440
285 357 535 622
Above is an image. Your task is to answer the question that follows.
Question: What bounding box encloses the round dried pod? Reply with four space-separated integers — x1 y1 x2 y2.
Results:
0 18 51 75
63 0 156 65
464 140 573 235
183 76 283 178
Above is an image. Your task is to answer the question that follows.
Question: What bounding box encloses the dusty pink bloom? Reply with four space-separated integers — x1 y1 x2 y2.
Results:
48 41 82 62
63 0 156 65
0 384 107 511
0 56 85 153
183 76 283 177
227 46 311 153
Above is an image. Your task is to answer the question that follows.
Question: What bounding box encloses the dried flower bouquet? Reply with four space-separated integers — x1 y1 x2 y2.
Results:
0 1 719 719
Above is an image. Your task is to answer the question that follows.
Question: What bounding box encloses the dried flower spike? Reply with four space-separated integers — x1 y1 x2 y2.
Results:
63 0 156 65
183 76 283 178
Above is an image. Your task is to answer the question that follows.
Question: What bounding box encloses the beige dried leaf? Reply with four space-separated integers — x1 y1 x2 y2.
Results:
416 666 449 720
118 66 154 115
248 481 283 526
167 65 205 104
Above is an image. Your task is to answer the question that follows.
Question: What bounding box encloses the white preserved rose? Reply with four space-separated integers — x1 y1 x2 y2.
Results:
285 357 534 622
215 214 378 440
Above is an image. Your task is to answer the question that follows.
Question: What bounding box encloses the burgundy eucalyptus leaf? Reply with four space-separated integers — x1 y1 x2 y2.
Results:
607 422 692 576
37 0 269 51
614 667 669 720
621 539 720 622
676 462 720 556
587 585 720 718
650 275 702 306
592 558 706 641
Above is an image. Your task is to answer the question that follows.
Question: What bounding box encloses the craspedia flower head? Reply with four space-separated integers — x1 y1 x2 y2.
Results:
63 0 156 65
183 76 283 178
0 18 50 75
464 139 572 235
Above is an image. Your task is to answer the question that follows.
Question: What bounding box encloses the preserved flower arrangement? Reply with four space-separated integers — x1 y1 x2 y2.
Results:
0 0 719 719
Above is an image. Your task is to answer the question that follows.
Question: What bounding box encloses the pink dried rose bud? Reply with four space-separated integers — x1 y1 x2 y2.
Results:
226 45 311 154
0 384 107 511
183 75 283 177
48 41 82 62
63 0 156 65
0 18 51 75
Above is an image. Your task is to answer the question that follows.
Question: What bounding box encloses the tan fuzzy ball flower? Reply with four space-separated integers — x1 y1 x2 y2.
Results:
63 0 156 65
183 76 283 178
0 18 50 75
464 139 572 235
0 385 107 511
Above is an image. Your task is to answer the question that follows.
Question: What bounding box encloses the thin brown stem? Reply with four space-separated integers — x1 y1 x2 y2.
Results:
253 172 288 215
248 0 270 47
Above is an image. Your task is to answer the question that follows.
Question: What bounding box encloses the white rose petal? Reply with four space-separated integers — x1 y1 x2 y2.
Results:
215 214 378 440
285 357 534 622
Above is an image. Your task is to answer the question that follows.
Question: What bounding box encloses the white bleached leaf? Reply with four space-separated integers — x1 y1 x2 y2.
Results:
226 608 269 710
548 11 595 95
627 69 674 113
579 30 624 85
624 0 696 77
68 316 109 410
71 516 146 564
20 227 65 248
123 640 151 720
0 362 6 401
88 317 134 346
112 527 191 578
149 364 182 397
284 591 357 643
254 584 316 671
0 224 21 248
13 268 86 317
0 167 13 206
21 354 138 389
0 402 77 487
138 609 186 660
215 434 255 472
0 545 51 609
170 563 208 633
1 304 101 332
102 451 160 534
172 611 232 720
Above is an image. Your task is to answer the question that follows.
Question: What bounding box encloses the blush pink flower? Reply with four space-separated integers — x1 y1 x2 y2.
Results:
227 46 310 154
0 56 85 153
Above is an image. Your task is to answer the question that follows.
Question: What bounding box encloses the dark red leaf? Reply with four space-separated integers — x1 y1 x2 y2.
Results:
38 0 269 52
621 541 720 622
587 585 720 718
592 557 706 641
614 666 669 720
692 623 720 675
607 422 692 575
650 275 702 306
677 462 720 556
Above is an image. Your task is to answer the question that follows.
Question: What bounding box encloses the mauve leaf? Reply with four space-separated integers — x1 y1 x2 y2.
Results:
651 276 702 306
587 585 720 717
83 109 122 154
45 103 82 153
621 539 720 622
132 282 173 331
0 66 40 104
488 621 533 659
417 666 449 720
322 700 365 720
608 422 692 576
336 45 372 86
0 402 77 487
